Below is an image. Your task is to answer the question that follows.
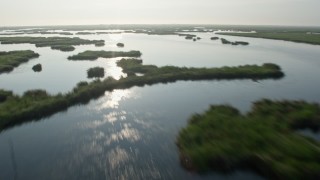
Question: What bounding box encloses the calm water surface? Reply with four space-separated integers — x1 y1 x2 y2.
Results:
0 31 320 179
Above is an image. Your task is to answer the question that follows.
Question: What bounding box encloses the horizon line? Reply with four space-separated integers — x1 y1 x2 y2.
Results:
1 23 320 28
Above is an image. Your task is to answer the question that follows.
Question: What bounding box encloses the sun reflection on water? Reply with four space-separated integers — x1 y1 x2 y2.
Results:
108 34 123 41
81 111 127 129
98 57 126 80
105 123 141 145
107 147 130 170
97 89 132 110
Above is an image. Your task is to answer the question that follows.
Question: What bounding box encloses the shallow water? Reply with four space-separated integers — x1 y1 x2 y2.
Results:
0 31 320 179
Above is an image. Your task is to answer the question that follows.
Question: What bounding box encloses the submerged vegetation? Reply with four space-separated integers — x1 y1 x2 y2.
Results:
217 32 320 45
0 58 284 132
87 67 105 78
0 36 104 52
32 63 42 72
177 100 320 179
68 50 142 60
0 50 40 74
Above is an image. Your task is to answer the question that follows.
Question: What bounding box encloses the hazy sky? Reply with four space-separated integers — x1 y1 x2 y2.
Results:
1 0 319 26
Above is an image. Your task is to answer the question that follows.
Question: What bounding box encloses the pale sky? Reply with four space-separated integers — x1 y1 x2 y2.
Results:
1 0 319 26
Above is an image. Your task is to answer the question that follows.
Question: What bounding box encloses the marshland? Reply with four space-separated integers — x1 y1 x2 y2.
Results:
0 25 320 180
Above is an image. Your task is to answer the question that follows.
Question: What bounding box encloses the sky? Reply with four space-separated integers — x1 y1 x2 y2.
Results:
1 0 320 26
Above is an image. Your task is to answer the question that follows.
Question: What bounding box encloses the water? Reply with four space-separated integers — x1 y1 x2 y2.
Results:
1 31 320 179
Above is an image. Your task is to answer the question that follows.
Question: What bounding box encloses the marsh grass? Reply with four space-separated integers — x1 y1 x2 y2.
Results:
221 38 249 45
117 43 125 47
177 100 320 179
210 37 219 40
51 45 75 52
0 50 40 74
217 32 320 45
68 50 142 60
87 67 105 78
32 64 42 72
0 58 284 132
0 36 104 52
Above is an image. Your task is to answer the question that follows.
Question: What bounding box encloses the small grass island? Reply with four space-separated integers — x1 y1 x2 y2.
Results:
32 64 42 72
177 100 320 179
75 32 95 35
221 38 249 45
68 50 142 60
51 45 75 52
117 43 125 47
0 36 104 52
210 37 220 40
95 42 105 47
87 67 105 78
0 50 40 74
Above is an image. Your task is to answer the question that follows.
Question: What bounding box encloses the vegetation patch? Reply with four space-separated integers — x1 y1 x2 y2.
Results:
51 45 75 52
186 35 195 40
117 43 125 47
87 67 105 78
0 59 284 132
75 32 95 35
68 50 142 60
0 89 13 103
117 58 284 80
177 100 320 179
32 64 42 72
221 38 249 46
38 32 73 36
0 50 40 74
179 34 196 38
217 32 320 45
210 37 219 40
95 42 105 47
0 36 104 52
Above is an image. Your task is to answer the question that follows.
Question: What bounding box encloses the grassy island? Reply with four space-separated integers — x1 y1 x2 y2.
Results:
0 58 284 132
186 36 195 40
117 43 125 47
221 38 249 46
0 36 104 52
50 45 75 52
32 64 42 72
0 50 40 74
68 50 142 60
95 42 105 47
87 67 104 78
217 32 320 45
210 37 219 40
177 100 320 179
38 32 73 36
116 58 283 80
75 32 95 35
